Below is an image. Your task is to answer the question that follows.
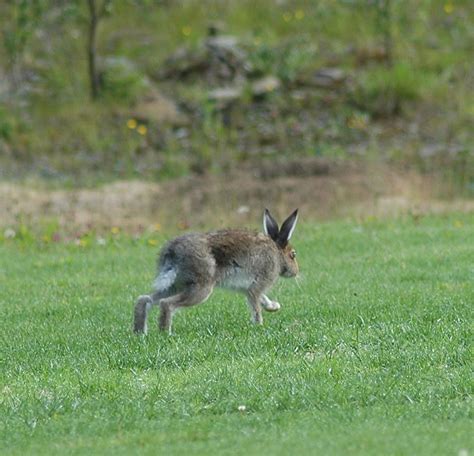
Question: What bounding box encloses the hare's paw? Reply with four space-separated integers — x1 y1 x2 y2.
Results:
263 300 281 312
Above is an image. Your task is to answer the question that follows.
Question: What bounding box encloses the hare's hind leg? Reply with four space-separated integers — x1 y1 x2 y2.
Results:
133 295 153 334
158 284 214 333
134 264 179 334
133 287 175 334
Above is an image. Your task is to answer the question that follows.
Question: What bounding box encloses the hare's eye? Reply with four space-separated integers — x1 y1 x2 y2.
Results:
290 250 296 259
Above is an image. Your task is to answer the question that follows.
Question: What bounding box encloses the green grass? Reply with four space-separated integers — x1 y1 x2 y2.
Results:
0 214 473 455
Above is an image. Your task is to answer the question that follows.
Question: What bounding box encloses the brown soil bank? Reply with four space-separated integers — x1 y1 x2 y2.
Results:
1 159 472 233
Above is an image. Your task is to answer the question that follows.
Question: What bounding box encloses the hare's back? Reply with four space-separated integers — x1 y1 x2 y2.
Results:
207 229 279 290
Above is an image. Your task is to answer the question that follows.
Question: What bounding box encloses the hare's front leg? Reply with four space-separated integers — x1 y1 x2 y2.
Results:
261 294 281 312
246 289 264 325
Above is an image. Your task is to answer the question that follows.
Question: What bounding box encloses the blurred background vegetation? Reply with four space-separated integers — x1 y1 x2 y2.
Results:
0 0 472 194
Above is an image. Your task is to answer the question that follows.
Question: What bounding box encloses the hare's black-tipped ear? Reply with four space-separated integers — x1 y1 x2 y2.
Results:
278 209 298 246
263 208 279 241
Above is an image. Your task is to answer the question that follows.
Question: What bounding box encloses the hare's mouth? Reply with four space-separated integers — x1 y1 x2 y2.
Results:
281 268 297 278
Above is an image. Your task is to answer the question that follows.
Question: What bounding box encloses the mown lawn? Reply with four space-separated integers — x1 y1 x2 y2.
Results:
0 214 472 455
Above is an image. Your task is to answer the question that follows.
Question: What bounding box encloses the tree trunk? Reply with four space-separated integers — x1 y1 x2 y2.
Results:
380 0 393 68
87 0 100 100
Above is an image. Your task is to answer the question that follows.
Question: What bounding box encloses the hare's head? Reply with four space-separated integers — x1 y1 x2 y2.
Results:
263 209 299 278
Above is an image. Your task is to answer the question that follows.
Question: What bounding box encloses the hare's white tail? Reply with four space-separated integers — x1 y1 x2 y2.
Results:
153 266 177 292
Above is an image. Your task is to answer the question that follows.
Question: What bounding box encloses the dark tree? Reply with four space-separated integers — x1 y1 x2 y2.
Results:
86 0 111 100
377 0 393 67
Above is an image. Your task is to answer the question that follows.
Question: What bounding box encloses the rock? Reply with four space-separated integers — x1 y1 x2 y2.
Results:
157 45 209 80
297 68 346 89
204 35 250 82
132 89 187 126
419 144 441 159
208 86 243 103
251 76 281 97
157 33 251 84
205 35 239 51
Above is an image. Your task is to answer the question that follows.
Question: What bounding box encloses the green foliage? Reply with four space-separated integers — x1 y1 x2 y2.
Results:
100 57 148 102
277 44 316 83
0 215 472 454
0 0 472 182
0 105 15 140
1 0 44 68
352 63 426 117
247 44 276 76
248 40 316 83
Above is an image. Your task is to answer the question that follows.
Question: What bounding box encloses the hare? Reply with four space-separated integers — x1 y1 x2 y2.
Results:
133 209 299 334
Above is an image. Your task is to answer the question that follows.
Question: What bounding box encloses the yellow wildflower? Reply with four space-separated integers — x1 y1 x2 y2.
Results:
154 223 162 232
182 26 192 37
111 227 120 234
148 239 158 246
127 119 137 129
443 3 454 14
454 220 463 228
347 114 368 130
137 125 147 135
295 9 305 20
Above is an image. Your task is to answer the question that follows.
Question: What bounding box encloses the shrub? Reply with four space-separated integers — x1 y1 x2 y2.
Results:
0 106 14 140
352 63 424 117
99 57 148 103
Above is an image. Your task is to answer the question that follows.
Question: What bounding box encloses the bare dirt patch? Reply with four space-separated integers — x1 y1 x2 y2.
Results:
1 159 472 234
